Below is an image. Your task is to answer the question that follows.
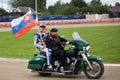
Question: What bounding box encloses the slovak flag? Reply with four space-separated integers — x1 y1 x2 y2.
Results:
11 9 36 38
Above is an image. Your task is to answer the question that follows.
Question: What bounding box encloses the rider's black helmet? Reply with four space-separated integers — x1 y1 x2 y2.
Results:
50 28 58 32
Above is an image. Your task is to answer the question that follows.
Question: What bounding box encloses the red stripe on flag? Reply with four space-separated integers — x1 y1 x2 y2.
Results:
14 20 36 38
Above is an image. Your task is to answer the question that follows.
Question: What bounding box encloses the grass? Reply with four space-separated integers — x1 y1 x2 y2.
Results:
0 25 120 63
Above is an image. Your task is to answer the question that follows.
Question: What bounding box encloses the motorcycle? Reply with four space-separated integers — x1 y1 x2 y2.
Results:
28 32 104 79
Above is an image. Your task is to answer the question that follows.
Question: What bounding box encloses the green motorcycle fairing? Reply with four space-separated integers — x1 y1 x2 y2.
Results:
69 40 88 51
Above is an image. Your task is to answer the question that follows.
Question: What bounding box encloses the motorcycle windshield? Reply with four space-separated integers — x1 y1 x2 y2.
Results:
72 32 87 43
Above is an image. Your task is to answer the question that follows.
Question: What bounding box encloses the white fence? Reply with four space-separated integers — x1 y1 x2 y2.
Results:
86 14 109 19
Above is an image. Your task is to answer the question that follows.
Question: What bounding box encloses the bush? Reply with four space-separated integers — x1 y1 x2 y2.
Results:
62 6 79 15
0 8 8 16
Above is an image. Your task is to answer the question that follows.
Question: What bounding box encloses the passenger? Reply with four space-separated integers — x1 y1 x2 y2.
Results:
34 24 53 70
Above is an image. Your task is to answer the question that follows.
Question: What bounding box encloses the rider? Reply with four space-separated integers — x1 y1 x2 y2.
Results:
45 28 68 71
34 24 53 70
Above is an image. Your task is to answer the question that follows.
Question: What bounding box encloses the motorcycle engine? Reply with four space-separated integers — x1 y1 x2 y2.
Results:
54 61 59 66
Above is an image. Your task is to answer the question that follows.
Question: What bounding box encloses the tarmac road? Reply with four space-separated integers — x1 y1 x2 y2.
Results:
0 59 120 80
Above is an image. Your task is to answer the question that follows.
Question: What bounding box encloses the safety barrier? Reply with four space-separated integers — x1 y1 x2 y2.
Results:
0 18 120 27
0 15 86 22
37 18 120 25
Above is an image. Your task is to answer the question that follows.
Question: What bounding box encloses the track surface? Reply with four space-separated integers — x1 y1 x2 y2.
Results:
0 60 120 80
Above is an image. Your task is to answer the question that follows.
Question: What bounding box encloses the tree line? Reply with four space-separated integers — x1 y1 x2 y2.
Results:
0 0 120 16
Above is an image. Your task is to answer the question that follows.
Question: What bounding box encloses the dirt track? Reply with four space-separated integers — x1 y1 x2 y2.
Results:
0 23 120 32
0 60 120 80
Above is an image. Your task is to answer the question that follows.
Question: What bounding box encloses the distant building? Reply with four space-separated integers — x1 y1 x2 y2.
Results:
0 7 35 18
108 6 120 18
12 7 35 13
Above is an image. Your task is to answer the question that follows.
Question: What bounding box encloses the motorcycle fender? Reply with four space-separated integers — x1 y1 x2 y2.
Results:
77 56 101 71
28 56 45 69
88 56 101 61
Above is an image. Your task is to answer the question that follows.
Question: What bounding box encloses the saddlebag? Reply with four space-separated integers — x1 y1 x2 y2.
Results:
28 56 45 69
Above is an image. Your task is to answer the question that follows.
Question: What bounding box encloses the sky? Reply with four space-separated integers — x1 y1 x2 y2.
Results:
46 0 120 8
0 0 12 12
46 0 71 8
0 0 120 12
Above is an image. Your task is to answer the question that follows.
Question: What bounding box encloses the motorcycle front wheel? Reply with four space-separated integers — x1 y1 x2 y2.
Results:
84 60 104 79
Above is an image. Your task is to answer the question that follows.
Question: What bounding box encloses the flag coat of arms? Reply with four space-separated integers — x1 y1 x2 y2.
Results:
11 9 36 38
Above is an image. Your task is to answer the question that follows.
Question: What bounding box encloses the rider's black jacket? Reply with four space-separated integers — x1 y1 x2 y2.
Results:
45 34 67 67
45 34 67 51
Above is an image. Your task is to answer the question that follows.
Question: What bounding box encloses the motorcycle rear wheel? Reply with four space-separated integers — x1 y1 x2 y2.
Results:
39 73 52 76
84 60 104 79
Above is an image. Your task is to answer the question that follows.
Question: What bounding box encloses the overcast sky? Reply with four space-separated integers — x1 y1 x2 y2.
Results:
0 0 120 11
47 0 120 8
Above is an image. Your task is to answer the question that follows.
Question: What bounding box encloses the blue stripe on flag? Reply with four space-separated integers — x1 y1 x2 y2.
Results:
12 14 34 34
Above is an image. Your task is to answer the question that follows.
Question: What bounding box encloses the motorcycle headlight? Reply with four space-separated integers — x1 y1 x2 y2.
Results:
86 45 91 51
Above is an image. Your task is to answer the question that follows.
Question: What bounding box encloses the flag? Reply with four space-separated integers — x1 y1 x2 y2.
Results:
11 9 36 38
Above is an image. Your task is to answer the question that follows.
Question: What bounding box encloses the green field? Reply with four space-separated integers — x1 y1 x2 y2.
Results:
0 25 120 63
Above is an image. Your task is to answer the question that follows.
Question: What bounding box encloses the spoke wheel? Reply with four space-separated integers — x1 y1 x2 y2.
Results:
84 60 104 79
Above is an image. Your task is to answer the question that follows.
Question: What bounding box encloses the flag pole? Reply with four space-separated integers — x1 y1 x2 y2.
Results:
35 0 39 53
35 0 38 29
